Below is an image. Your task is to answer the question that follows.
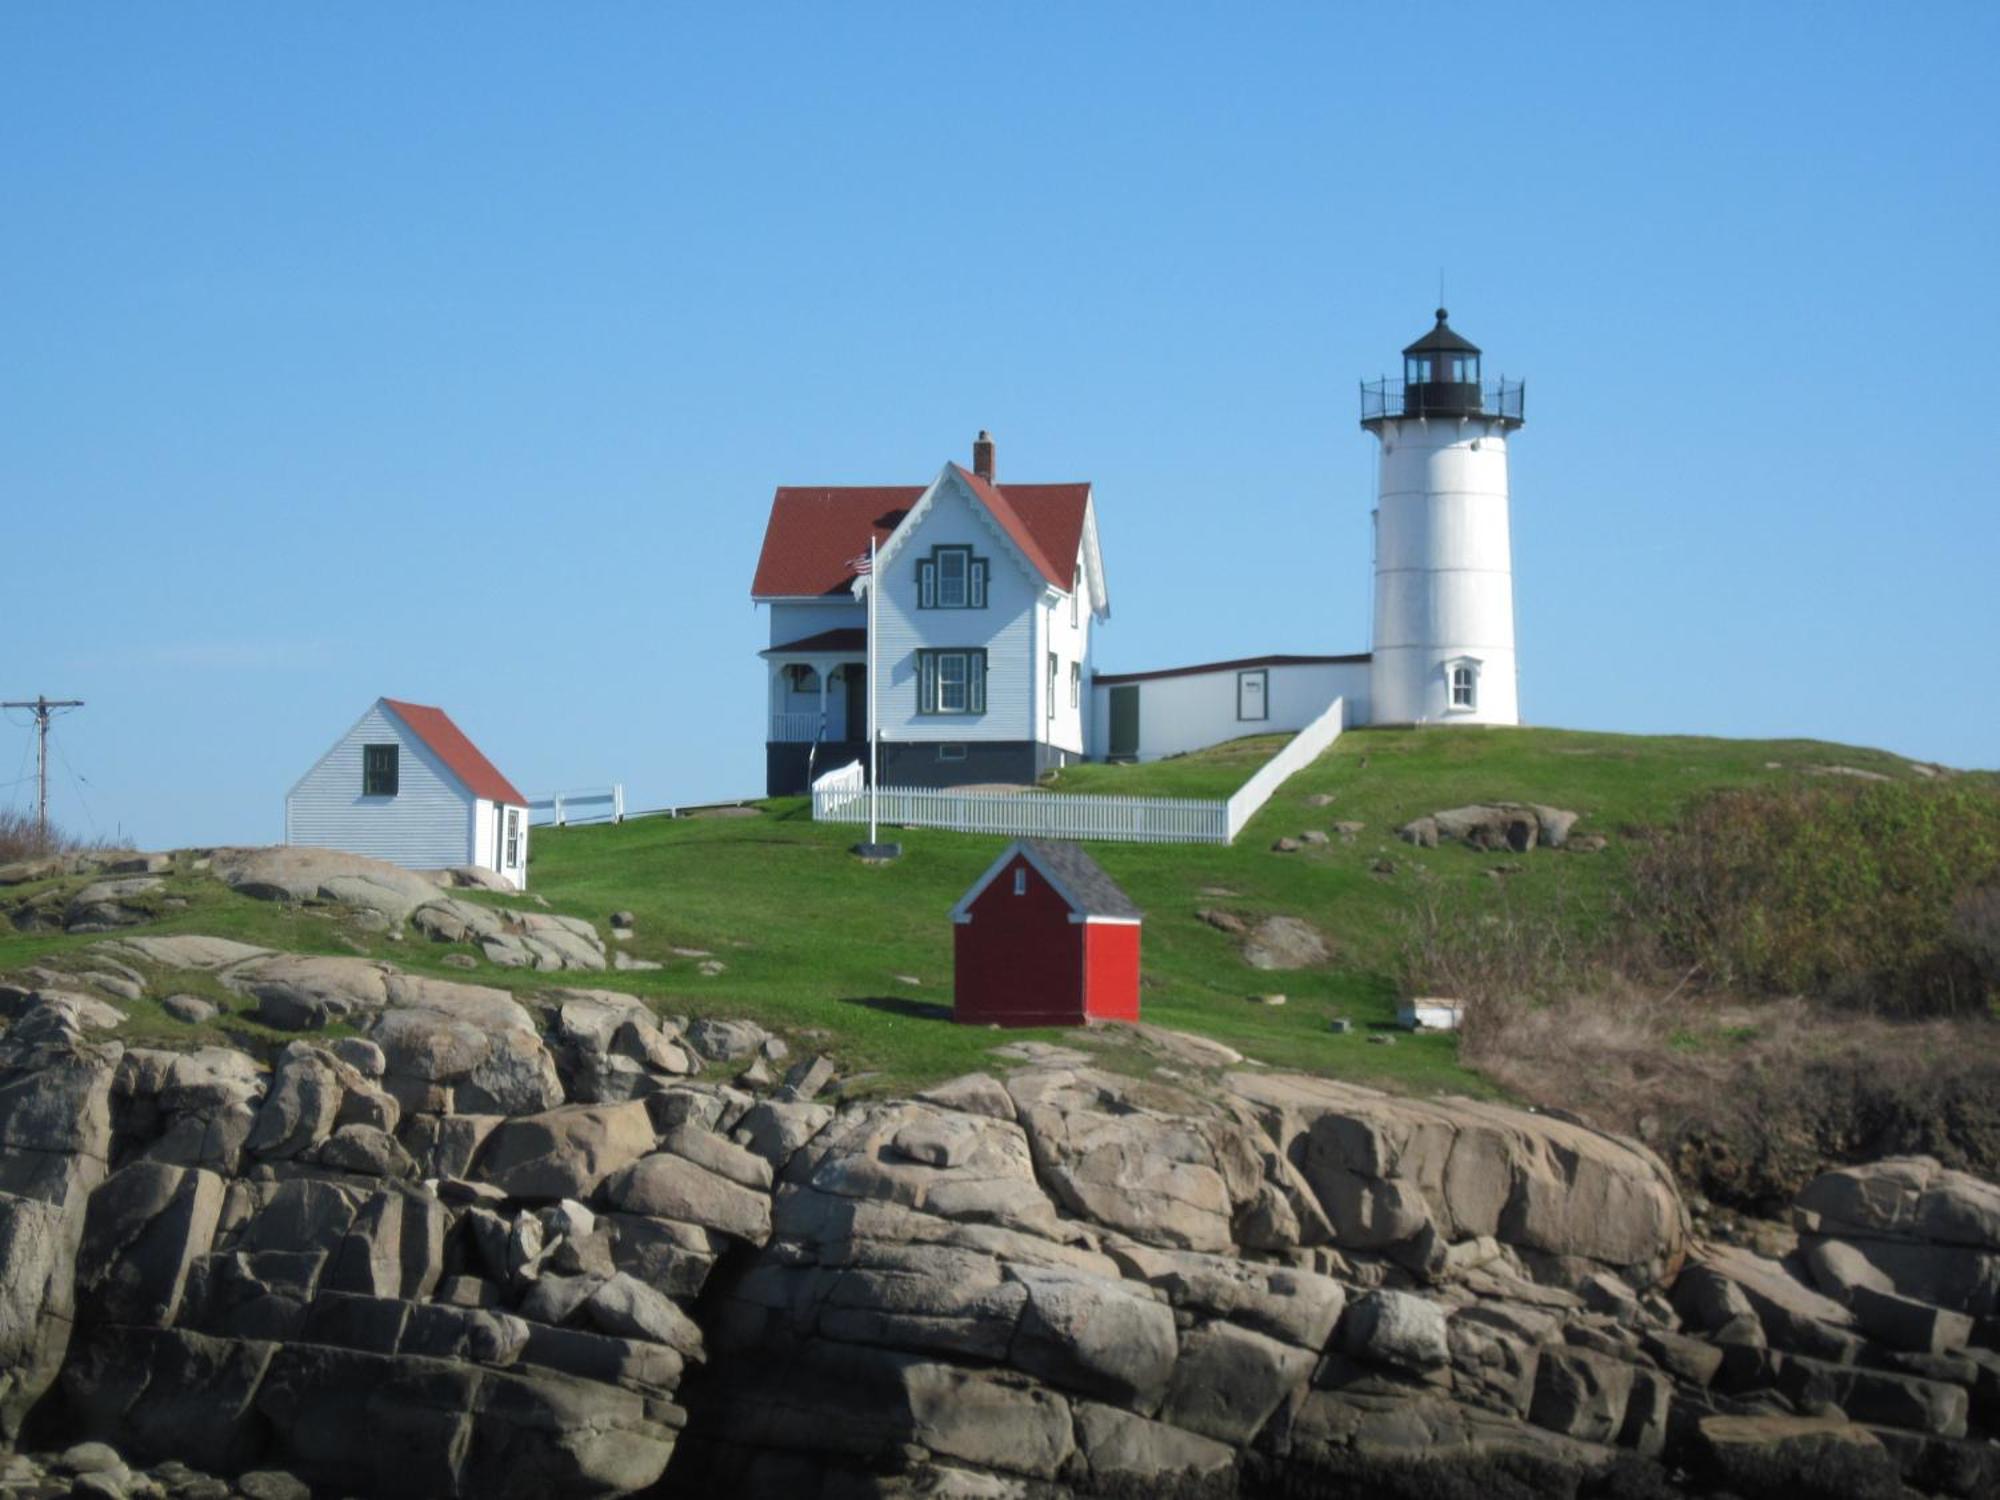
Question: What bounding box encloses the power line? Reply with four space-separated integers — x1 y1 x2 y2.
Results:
0 696 84 843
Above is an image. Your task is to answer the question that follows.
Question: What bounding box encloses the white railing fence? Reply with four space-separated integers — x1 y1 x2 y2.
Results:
812 761 1227 845
770 711 821 744
1224 695 1345 841
528 784 626 828
810 695 1344 847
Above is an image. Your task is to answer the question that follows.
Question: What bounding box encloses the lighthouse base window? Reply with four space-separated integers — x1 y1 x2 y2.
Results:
1448 664 1478 711
917 650 987 715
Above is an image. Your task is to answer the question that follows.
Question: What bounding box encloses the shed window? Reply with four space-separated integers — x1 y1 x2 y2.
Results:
504 807 521 867
917 547 988 610
918 649 987 715
1013 867 1027 896
362 744 399 797
1450 664 1477 709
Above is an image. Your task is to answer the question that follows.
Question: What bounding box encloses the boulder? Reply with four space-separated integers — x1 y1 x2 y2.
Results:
1229 1071 1687 1283
1527 1346 1633 1443
1241 915 1331 971
475 1101 659 1201
602 1153 773 1245
1007 1266 1178 1410
97 934 268 971
1071 1401 1237 1483
1158 1320 1315 1443
1341 1289 1450 1373
211 846 443 924
686 1017 773 1064
223 954 395 1030
64 878 164 932
0 1045 116 1438
1007 1069 1254 1254
369 983 563 1117
244 1047 343 1161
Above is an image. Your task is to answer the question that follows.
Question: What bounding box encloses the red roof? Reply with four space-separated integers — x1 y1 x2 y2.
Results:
381 699 526 805
750 469 1089 597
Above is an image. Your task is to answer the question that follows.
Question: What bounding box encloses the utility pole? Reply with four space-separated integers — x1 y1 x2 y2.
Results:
2 696 84 843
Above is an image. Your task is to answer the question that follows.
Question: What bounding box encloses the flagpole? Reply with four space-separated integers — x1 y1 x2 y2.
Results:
867 535 879 847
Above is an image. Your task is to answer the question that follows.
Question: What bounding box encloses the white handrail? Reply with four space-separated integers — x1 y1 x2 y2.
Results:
1225 695 1345 840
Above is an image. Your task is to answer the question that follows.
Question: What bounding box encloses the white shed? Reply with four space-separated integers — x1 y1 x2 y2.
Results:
285 698 531 890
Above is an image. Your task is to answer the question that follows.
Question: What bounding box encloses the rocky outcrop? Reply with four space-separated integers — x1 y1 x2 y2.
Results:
1 910 1996 1496
1398 802 1588 852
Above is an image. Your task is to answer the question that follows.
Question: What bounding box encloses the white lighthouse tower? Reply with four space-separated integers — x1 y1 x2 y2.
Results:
1361 309 1525 726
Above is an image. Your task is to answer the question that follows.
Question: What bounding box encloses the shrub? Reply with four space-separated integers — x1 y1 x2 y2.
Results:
1624 779 2000 1018
0 808 104 865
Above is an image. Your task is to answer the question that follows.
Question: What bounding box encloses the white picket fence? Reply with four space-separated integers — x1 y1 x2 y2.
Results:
1225 695 1346 841
811 760 1228 845
810 698 1345 846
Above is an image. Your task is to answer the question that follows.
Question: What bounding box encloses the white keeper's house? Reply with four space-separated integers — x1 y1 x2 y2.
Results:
286 697 532 889
751 432 1107 795
750 309 1525 791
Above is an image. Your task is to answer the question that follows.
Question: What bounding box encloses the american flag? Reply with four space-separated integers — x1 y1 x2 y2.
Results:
847 548 874 575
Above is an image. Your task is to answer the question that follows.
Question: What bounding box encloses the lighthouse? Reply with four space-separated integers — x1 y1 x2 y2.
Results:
1361 309 1525 726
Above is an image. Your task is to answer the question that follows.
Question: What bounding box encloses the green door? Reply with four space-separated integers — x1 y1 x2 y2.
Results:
1109 685 1140 760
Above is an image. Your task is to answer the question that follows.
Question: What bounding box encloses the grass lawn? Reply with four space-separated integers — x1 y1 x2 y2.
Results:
0 725 1939 1098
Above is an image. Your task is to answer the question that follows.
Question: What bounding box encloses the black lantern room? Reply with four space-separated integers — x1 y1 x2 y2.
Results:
1402 308 1483 416
1360 308 1524 429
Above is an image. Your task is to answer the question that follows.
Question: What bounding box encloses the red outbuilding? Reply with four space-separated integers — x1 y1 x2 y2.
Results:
951 839 1142 1027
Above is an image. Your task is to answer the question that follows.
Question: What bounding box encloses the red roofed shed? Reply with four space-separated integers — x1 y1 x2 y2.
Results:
951 840 1142 1027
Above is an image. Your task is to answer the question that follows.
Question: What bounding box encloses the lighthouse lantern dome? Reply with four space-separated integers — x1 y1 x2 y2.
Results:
1400 308 1483 417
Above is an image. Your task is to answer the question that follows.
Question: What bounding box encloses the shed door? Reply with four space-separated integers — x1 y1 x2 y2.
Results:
1108 685 1140 760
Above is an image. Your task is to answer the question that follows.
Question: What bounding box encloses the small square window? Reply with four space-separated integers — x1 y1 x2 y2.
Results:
362 744 399 797
938 743 967 762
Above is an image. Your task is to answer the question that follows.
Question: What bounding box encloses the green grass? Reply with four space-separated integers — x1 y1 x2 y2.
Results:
0 725 1948 1097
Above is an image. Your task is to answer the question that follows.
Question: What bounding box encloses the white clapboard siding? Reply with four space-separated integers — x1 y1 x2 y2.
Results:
874 472 1037 742
767 599 865 648
286 703 475 869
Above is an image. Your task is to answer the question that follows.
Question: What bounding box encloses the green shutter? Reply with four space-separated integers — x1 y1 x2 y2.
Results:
970 651 986 713
920 651 937 713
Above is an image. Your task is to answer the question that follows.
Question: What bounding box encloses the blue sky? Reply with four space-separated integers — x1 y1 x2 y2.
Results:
2 5 1994 847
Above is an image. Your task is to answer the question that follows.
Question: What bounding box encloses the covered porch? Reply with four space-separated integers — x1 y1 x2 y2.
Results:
762 628 868 745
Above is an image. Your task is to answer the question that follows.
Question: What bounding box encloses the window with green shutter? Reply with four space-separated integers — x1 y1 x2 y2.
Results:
916 547 988 610
916 649 987 714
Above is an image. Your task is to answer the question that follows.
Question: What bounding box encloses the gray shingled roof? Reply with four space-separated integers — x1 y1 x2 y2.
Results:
1021 839 1142 920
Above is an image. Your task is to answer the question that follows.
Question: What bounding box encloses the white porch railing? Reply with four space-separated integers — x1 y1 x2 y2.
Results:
528 784 625 827
770 711 822 743
809 695 1345 847
1225 695 1345 841
811 761 1228 845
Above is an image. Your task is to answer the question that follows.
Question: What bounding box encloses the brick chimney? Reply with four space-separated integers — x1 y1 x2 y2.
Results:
972 430 996 482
